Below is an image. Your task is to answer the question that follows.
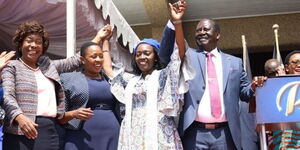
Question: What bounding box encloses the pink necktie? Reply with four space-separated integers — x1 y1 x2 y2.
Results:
206 53 222 118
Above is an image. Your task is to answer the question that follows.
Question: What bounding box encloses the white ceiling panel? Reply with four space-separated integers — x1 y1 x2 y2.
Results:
185 0 300 20
112 0 149 25
112 0 300 25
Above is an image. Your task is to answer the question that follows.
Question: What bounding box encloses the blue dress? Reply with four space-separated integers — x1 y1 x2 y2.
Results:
64 77 120 150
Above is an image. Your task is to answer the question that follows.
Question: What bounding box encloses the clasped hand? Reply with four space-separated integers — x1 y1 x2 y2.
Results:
251 76 267 91
96 24 113 42
168 0 187 21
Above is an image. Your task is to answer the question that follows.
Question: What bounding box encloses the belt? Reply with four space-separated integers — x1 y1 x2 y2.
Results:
192 121 228 129
93 104 114 110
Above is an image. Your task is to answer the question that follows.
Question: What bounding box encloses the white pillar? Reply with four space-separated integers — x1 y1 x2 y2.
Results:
66 0 76 57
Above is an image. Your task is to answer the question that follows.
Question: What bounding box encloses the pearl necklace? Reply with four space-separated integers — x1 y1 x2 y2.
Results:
19 58 40 71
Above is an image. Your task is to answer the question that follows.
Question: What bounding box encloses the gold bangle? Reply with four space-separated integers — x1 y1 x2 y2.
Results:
172 20 182 25
102 50 109 52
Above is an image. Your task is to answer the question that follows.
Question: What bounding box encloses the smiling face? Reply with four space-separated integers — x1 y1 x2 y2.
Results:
135 44 157 76
195 19 220 52
81 45 104 77
286 53 300 75
20 33 43 66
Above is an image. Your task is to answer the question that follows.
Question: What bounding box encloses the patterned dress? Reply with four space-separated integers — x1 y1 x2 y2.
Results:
110 47 194 150
271 129 300 150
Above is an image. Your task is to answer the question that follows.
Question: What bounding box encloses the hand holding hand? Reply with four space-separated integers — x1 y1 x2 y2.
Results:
15 114 38 139
96 25 113 42
168 0 187 21
0 51 15 70
73 108 94 121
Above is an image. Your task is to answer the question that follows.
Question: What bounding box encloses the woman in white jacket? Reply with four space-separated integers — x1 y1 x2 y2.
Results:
102 1 194 149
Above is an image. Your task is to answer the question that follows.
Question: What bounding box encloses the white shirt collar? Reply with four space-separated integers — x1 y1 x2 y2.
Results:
204 47 219 57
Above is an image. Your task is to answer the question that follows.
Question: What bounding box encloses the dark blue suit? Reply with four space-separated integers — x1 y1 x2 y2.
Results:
159 25 254 150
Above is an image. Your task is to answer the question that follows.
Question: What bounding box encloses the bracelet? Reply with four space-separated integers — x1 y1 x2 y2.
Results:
102 50 110 52
172 20 182 25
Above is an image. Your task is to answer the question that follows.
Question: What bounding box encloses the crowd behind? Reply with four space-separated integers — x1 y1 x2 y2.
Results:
0 0 299 150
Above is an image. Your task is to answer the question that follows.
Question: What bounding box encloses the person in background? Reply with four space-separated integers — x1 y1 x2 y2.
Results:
0 51 15 150
102 1 194 149
264 58 285 77
261 58 285 149
0 21 97 150
57 25 122 150
271 50 300 150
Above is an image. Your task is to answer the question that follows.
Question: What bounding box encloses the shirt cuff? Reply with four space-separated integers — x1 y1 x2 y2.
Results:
167 20 175 31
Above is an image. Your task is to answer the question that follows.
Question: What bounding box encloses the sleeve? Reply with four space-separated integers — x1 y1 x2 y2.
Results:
113 100 125 123
109 64 133 104
158 42 195 116
0 85 3 104
0 85 5 122
239 59 255 101
1 64 23 126
52 53 81 74
159 20 176 66
59 73 85 129
60 74 72 111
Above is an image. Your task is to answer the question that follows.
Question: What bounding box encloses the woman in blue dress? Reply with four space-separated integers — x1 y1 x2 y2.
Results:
58 25 121 150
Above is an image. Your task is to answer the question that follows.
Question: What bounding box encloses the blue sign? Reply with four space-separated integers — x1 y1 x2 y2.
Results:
256 76 300 124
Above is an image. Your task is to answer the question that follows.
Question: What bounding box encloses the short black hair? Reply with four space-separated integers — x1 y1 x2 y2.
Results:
284 50 300 65
80 42 99 56
198 18 221 33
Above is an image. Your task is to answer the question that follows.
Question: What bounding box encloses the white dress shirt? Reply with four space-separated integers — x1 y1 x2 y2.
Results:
196 48 227 123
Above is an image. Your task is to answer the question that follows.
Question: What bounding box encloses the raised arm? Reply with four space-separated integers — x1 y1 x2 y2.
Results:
102 39 114 78
52 25 113 74
0 51 15 71
168 0 187 60
90 25 114 78
91 25 111 44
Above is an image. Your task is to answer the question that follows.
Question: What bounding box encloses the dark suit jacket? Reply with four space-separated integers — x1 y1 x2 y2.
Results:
159 25 176 66
159 26 254 150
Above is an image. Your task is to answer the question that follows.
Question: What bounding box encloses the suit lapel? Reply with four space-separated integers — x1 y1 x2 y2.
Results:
197 51 206 83
221 51 230 92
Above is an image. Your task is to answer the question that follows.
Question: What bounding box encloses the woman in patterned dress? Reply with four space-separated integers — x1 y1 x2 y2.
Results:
103 2 193 150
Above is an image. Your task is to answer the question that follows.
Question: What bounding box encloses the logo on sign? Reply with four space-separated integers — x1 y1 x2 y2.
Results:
276 81 300 116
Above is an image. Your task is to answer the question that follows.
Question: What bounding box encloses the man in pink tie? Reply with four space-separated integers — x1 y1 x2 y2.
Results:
160 5 256 148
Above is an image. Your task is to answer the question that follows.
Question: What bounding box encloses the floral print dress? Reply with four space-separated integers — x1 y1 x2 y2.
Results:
110 46 194 150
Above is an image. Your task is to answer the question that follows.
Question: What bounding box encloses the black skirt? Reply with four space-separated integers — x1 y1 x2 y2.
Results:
3 116 59 150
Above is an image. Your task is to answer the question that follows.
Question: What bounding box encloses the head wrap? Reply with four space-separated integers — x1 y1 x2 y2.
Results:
133 38 160 55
